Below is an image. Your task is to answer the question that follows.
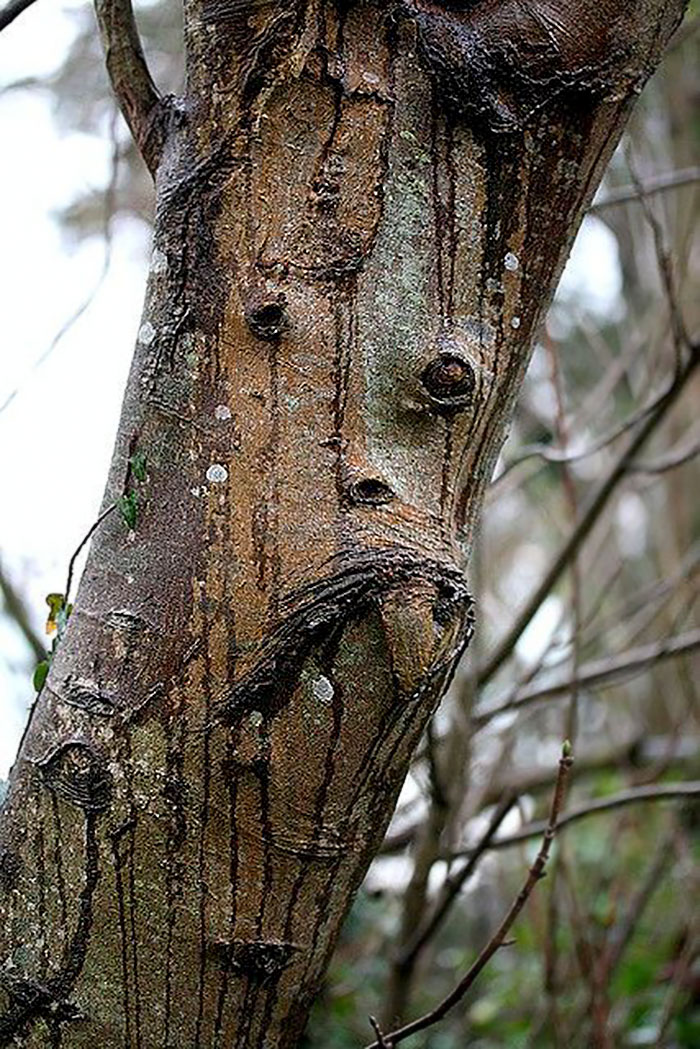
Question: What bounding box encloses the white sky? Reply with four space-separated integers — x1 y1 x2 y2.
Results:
0 1 622 779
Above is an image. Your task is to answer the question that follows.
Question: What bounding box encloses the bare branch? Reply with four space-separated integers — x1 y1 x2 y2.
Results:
0 108 119 418
394 795 517 973
625 146 690 357
0 0 37 32
474 627 700 726
589 167 700 214
477 342 699 688
64 503 118 606
630 430 700 474
0 559 44 662
368 1016 389 1048
490 378 674 491
380 735 698 856
451 782 700 860
366 748 574 1049
94 0 165 174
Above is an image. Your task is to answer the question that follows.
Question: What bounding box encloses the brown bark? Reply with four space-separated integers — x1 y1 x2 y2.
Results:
0 2 687 1046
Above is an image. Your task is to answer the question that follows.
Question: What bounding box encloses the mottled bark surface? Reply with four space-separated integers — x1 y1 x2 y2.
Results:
0 1 686 1046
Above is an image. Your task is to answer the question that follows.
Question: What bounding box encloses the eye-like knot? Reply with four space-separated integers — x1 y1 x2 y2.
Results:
244 293 288 341
347 478 396 507
421 351 475 411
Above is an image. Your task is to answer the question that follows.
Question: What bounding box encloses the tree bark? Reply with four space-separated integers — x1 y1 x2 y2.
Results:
0 1 687 1046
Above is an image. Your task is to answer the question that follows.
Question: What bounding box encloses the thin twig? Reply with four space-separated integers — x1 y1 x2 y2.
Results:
589 167 700 214
630 431 700 474
624 146 690 358
490 380 667 491
380 734 698 857
473 627 700 725
365 747 574 1049
544 330 582 745
449 782 700 861
368 1016 389 1048
396 794 517 971
64 503 117 605
477 341 699 688
0 108 119 418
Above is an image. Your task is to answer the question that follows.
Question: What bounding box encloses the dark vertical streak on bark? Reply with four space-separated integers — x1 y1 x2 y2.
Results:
294 677 408 1004
195 678 213 1043
431 85 446 320
213 729 241 1045
268 346 282 622
50 796 68 934
163 687 186 1048
445 119 458 320
332 288 353 507
112 830 133 1047
127 820 143 1048
440 417 455 538
35 824 48 977
257 723 274 938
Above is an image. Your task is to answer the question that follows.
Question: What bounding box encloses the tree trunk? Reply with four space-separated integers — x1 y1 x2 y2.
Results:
0 2 686 1046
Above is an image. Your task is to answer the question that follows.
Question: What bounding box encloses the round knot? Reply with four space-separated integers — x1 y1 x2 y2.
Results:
421 351 475 410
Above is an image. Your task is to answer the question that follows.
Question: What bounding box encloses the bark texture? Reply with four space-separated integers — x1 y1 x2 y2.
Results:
0 1 686 1046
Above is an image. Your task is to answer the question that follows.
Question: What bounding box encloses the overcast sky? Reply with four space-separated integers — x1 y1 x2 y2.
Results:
0 0 622 779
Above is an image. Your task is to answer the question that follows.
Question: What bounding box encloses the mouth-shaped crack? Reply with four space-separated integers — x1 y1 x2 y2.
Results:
218 547 474 721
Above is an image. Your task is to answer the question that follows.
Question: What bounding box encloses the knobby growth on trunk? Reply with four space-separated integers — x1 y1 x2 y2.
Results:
0 1 687 1046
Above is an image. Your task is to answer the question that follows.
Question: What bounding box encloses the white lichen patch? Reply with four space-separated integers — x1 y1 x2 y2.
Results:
504 252 519 272
215 404 232 421
511 316 522 330
138 321 156 346
150 249 168 275
313 675 335 704
206 463 228 484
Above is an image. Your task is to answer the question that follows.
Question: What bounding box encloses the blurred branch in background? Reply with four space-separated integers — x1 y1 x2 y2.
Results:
0 560 43 662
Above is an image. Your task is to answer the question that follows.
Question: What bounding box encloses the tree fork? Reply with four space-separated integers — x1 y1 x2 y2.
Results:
0 1 687 1046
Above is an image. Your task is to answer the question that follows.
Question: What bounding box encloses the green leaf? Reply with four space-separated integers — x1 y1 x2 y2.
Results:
45 592 65 618
131 451 147 483
33 660 50 692
45 592 66 636
118 491 138 530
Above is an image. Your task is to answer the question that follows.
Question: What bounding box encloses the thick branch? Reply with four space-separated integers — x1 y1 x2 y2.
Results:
94 0 164 174
0 0 36 32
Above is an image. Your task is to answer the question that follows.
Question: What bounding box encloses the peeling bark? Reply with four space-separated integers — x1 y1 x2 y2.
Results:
0 1 687 1046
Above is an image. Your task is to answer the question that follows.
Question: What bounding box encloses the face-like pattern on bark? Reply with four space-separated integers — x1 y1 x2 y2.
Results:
0 1 686 1045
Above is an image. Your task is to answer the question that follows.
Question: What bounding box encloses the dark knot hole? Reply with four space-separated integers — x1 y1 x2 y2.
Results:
348 478 395 507
245 295 287 340
421 351 475 410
